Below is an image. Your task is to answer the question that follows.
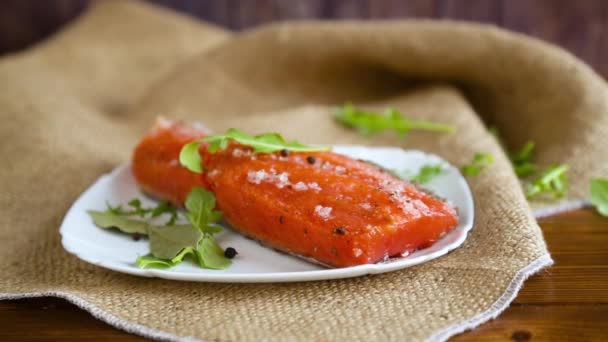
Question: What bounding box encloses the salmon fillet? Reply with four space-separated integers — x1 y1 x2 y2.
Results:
132 119 459 268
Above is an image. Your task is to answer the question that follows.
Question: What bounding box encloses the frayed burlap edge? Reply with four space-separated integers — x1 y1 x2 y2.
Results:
425 253 553 341
1 253 555 342
0 291 197 342
533 200 590 219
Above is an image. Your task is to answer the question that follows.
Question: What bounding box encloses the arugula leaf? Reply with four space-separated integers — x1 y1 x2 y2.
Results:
151 201 178 225
510 141 534 164
487 127 539 179
87 210 149 235
101 199 177 225
410 164 444 184
525 164 569 199
488 126 501 142
105 202 125 216
590 178 608 216
179 141 203 173
510 141 536 177
185 187 224 233
135 248 197 269
135 254 175 269
180 129 328 173
92 187 233 270
205 128 329 155
334 103 455 137
127 198 147 217
513 163 536 178
461 153 494 176
196 236 232 269
137 237 231 270
148 224 203 259
140 187 228 266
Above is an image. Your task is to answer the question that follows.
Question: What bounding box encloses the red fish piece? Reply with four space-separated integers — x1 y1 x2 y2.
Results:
132 119 459 268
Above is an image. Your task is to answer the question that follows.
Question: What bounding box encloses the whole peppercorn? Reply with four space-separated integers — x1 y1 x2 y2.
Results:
224 247 238 259
280 149 289 157
306 156 316 164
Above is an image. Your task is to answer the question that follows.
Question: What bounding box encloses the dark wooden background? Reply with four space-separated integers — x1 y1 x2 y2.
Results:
1 0 607 76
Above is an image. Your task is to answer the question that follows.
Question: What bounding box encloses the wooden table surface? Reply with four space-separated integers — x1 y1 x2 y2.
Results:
1 208 606 341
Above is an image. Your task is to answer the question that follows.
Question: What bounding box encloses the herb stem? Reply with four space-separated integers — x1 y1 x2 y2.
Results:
539 164 569 185
399 119 456 133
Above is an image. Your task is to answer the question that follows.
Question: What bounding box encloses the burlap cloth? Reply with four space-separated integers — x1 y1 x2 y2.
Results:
1 1 607 341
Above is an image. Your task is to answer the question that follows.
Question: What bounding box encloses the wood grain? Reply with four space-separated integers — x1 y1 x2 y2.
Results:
1 209 607 340
2 0 608 76
452 304 608 341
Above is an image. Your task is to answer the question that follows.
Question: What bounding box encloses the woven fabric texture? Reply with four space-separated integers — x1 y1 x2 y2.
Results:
1 1 606 341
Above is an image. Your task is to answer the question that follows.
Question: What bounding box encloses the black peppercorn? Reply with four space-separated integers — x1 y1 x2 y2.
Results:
306 156 316 164
224 247 238 259
334 227 346 235
132 233 142 241
280 149 289 157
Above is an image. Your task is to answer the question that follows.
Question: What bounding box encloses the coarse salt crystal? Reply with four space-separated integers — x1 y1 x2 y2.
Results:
308 182 322 192
293 181 308 191
314 205 332 220
353 248 363 257
208 169 220 177
247 169 293 189
276 172 290 188
360 203 372 210
321 161 332 170
247 170 267 184
335 166 346 174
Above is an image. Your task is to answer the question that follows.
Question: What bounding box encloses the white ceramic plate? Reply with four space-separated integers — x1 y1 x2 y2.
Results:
60 145 474 283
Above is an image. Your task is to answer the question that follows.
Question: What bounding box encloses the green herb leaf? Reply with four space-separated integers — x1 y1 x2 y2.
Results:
510 141 537 177
513 163 536 178
87 210 149 235
135 248 198 269
102 198 177 225
410 164 443 184
196 236 232 269
148 224 203 259
179 141 203 173
488 126 501 143
510 141 534 164
185 187 224 234
525 164 569 199
460 153 494 176
205 128 329 154
590 178 608 216
140 233 231 270
151 201 178 225
179 129 329 172
93 190 233 270
105 202 125 215
127 198 146 217
334 103 455 137
135 254 175 269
